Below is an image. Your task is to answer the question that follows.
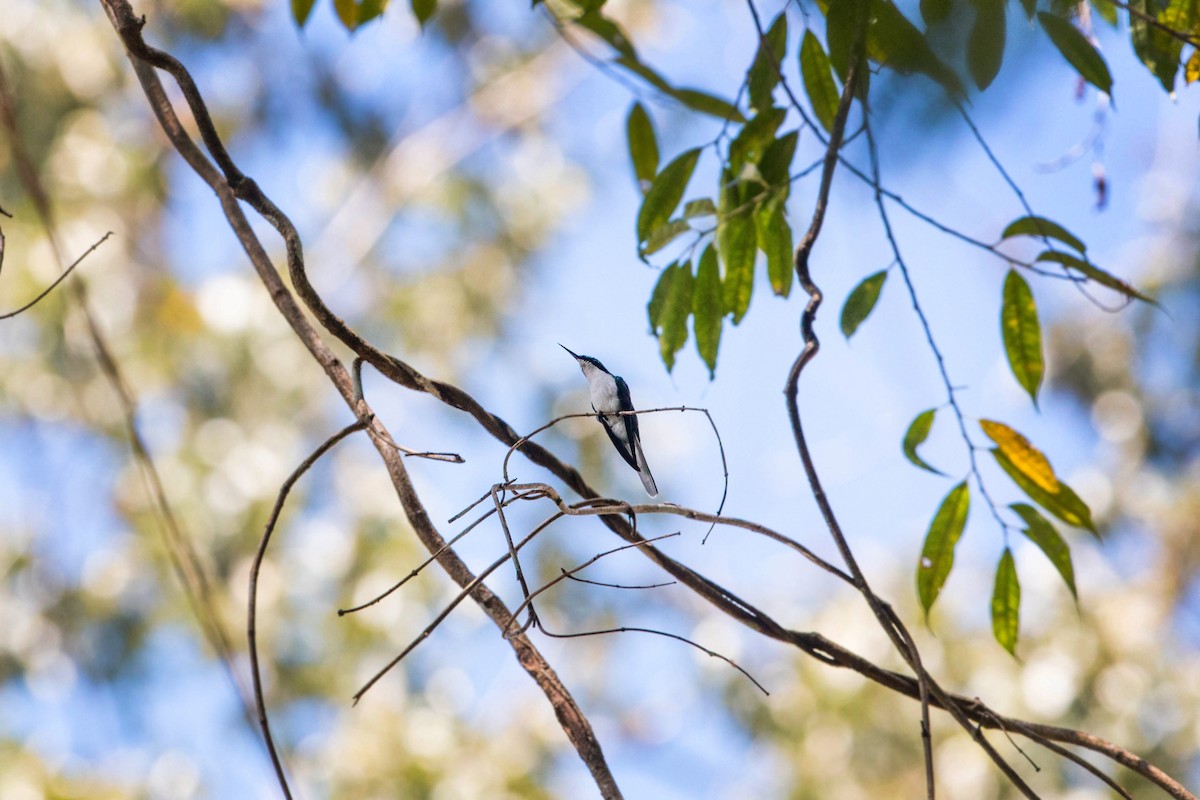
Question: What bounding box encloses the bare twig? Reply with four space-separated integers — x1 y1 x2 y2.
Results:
249 420 367 800
0 232 112 319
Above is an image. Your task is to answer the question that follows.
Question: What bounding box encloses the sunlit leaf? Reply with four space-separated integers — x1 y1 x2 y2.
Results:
292 0 317 27
637 148 701 253
693 245 723 378
670 88 746 123
1001 270 1044 407
1010 503 1077 599
800 31 840 133
658 262 694 371
1035 250 1156 304
1002 214 1087 253
334 0 358 29
991 548 1020 655
683 198 717 219
840 270 887 338
968 0 1006 90
917 481 971 617
361 0 389 25
903 408 944 475
748 13 788 113
626 102 659 194
991 447 1098 535
1187 50 1200 84
642 219 691 256
1038 11 1114 96
1091 0 1119 26
756 196 793 297
980 419 1056 493
578 10 638 59
1130 0 1183 93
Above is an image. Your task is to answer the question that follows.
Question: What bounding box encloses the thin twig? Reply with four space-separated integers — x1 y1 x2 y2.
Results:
0 232 112 319
248 420 366 800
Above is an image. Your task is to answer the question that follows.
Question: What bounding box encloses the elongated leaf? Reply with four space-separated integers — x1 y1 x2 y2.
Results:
1010 503 1077 599
1002 215 1087 253
1001 270 1044 407
840 270 887 338
720 212 757 324
869 0 964 96
730 108 787 173
683 198 717 219
903 408 944 475
1038 11 1114 96
756 197 793 297
670 88 746 123
1187 50 1200 84
292 0 318 26
968 0 1006 90
334 0 358 29
759 130 799 189
410 0 435 26
991 548 1021 655
626 103 659 194
1035 250 1156 304
800 31 840 133
917 481 971 617
647 260 677 334
693 245 723 377
991 448 1097 535
658 262 694 371
642 219 691 256
980 419 1057 493
637 148 701 252
1019 0 1036 19
748 13 789 112
1130 0 1183 93
578 10 638 59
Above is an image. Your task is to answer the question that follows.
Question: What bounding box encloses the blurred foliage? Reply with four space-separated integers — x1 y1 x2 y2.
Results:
0 0 1198 798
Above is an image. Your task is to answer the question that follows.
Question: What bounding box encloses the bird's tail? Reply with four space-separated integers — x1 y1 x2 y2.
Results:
634 439 658 497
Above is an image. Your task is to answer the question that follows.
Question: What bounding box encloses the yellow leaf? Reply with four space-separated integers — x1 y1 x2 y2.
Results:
1186 50 1200 85
979 419 1058 494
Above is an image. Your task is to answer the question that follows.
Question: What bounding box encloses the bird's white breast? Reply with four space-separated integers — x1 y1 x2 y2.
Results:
585 370 621 414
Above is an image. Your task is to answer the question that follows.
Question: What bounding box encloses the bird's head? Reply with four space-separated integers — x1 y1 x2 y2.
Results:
559 343 609 377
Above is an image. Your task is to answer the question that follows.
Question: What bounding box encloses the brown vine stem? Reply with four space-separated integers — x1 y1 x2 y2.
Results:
249 420 367 800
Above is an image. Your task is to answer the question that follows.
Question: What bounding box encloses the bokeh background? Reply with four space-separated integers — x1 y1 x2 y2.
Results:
1 0 1198 797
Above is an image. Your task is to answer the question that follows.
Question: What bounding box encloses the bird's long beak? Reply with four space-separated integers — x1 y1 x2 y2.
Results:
558 343 581 360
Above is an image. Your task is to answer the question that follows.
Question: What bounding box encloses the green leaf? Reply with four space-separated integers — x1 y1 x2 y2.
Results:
991 548 1021 655
730 107 787 173
361 0 389 25
917 481 971 617
720 212 757 324
868 0 965 97
1019 0 1037 19
693 245 723 378
800 31 841 133
292 0 318 27
1091 0 1119 26
637 148 701 253
903 408 944 475
642 219 692 256
840 270 887 338
748 13 789 112
756 197 793 297
1035 250 1156 304
1130 0 1183 93
826 0 870 86
626 103 659 194
1010 503 1077 600
759 130 799 189
658 262 694 371
578 10 638 60
670 88 746 123
1002 215 1087 253
920 0 952 25
1001 270 1044 407
683 198 717 219
1037 11 1114 96
647 260 677 334
334 0 358 29
968 0 1006 90
991 447 1098 536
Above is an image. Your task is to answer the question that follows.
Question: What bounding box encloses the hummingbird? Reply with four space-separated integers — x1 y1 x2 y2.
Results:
561 344 658 497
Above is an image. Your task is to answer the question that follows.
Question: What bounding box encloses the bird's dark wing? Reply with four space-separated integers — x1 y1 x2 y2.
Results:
614 375 641 444
599 414 640 471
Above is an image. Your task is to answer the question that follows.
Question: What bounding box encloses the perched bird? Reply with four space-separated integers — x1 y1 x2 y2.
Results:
561 344 658 497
